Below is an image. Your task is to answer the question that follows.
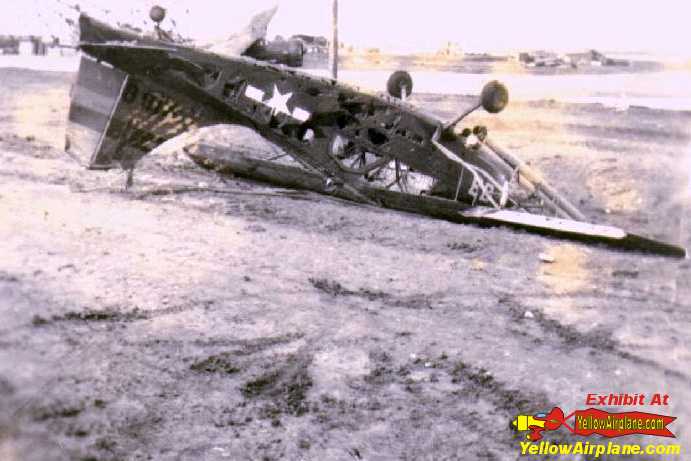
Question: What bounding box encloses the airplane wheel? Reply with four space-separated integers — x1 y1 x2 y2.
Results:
149 5 166 23
387 70 413 99
480 80 509 113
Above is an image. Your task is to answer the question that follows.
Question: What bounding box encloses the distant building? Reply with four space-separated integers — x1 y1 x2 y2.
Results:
18 40 35 55
0 36 19 54
437 41 462 57
0 35 73 56
566 50 629 67
290 34 329 54
1 35 49 55
518 50 568 68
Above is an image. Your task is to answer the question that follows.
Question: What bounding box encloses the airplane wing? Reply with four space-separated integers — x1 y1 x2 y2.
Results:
202 5 279 57
190 143 687 258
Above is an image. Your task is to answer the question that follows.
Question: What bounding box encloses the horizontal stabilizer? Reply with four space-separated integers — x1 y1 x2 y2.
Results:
65 56 127 168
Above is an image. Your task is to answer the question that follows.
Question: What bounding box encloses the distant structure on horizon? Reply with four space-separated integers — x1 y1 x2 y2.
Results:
0 35 44 55
437 41 462 58
0 35 74 56
518 49 629 68
566 49 629 67
290 34 329 55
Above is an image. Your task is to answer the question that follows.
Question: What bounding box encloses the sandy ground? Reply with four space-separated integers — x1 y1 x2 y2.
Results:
0 68 690 460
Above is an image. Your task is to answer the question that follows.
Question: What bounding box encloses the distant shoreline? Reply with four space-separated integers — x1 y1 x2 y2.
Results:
3 56 691 112
306 53 680 75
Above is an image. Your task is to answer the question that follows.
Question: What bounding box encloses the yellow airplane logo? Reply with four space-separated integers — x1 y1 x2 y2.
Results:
512 414 546 432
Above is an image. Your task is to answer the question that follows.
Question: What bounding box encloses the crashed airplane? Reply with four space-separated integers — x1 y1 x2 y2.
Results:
65 8 686 258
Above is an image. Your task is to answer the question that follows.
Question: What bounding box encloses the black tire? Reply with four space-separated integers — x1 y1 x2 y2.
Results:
149 5 166 23
480 80 509 113
387 70 413 99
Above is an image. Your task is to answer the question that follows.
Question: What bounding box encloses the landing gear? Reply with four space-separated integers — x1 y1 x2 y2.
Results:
445 80 509 132
149 5 173 41
480 80 509 114
386 70 413 100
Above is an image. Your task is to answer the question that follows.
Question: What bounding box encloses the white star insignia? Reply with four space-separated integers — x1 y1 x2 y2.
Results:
265 84 293 117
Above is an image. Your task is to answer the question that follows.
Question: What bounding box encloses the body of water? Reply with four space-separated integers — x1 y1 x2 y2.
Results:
308 68 691 112
2 55 690 112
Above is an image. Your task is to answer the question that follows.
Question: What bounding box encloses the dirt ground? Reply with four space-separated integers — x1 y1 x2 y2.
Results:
0 68 690 460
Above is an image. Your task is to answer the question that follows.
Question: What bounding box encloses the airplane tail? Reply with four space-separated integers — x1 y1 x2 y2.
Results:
65 15 212 170
66 7 278 168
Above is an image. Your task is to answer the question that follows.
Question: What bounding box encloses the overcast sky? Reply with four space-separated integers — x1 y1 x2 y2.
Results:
3 0 691 56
